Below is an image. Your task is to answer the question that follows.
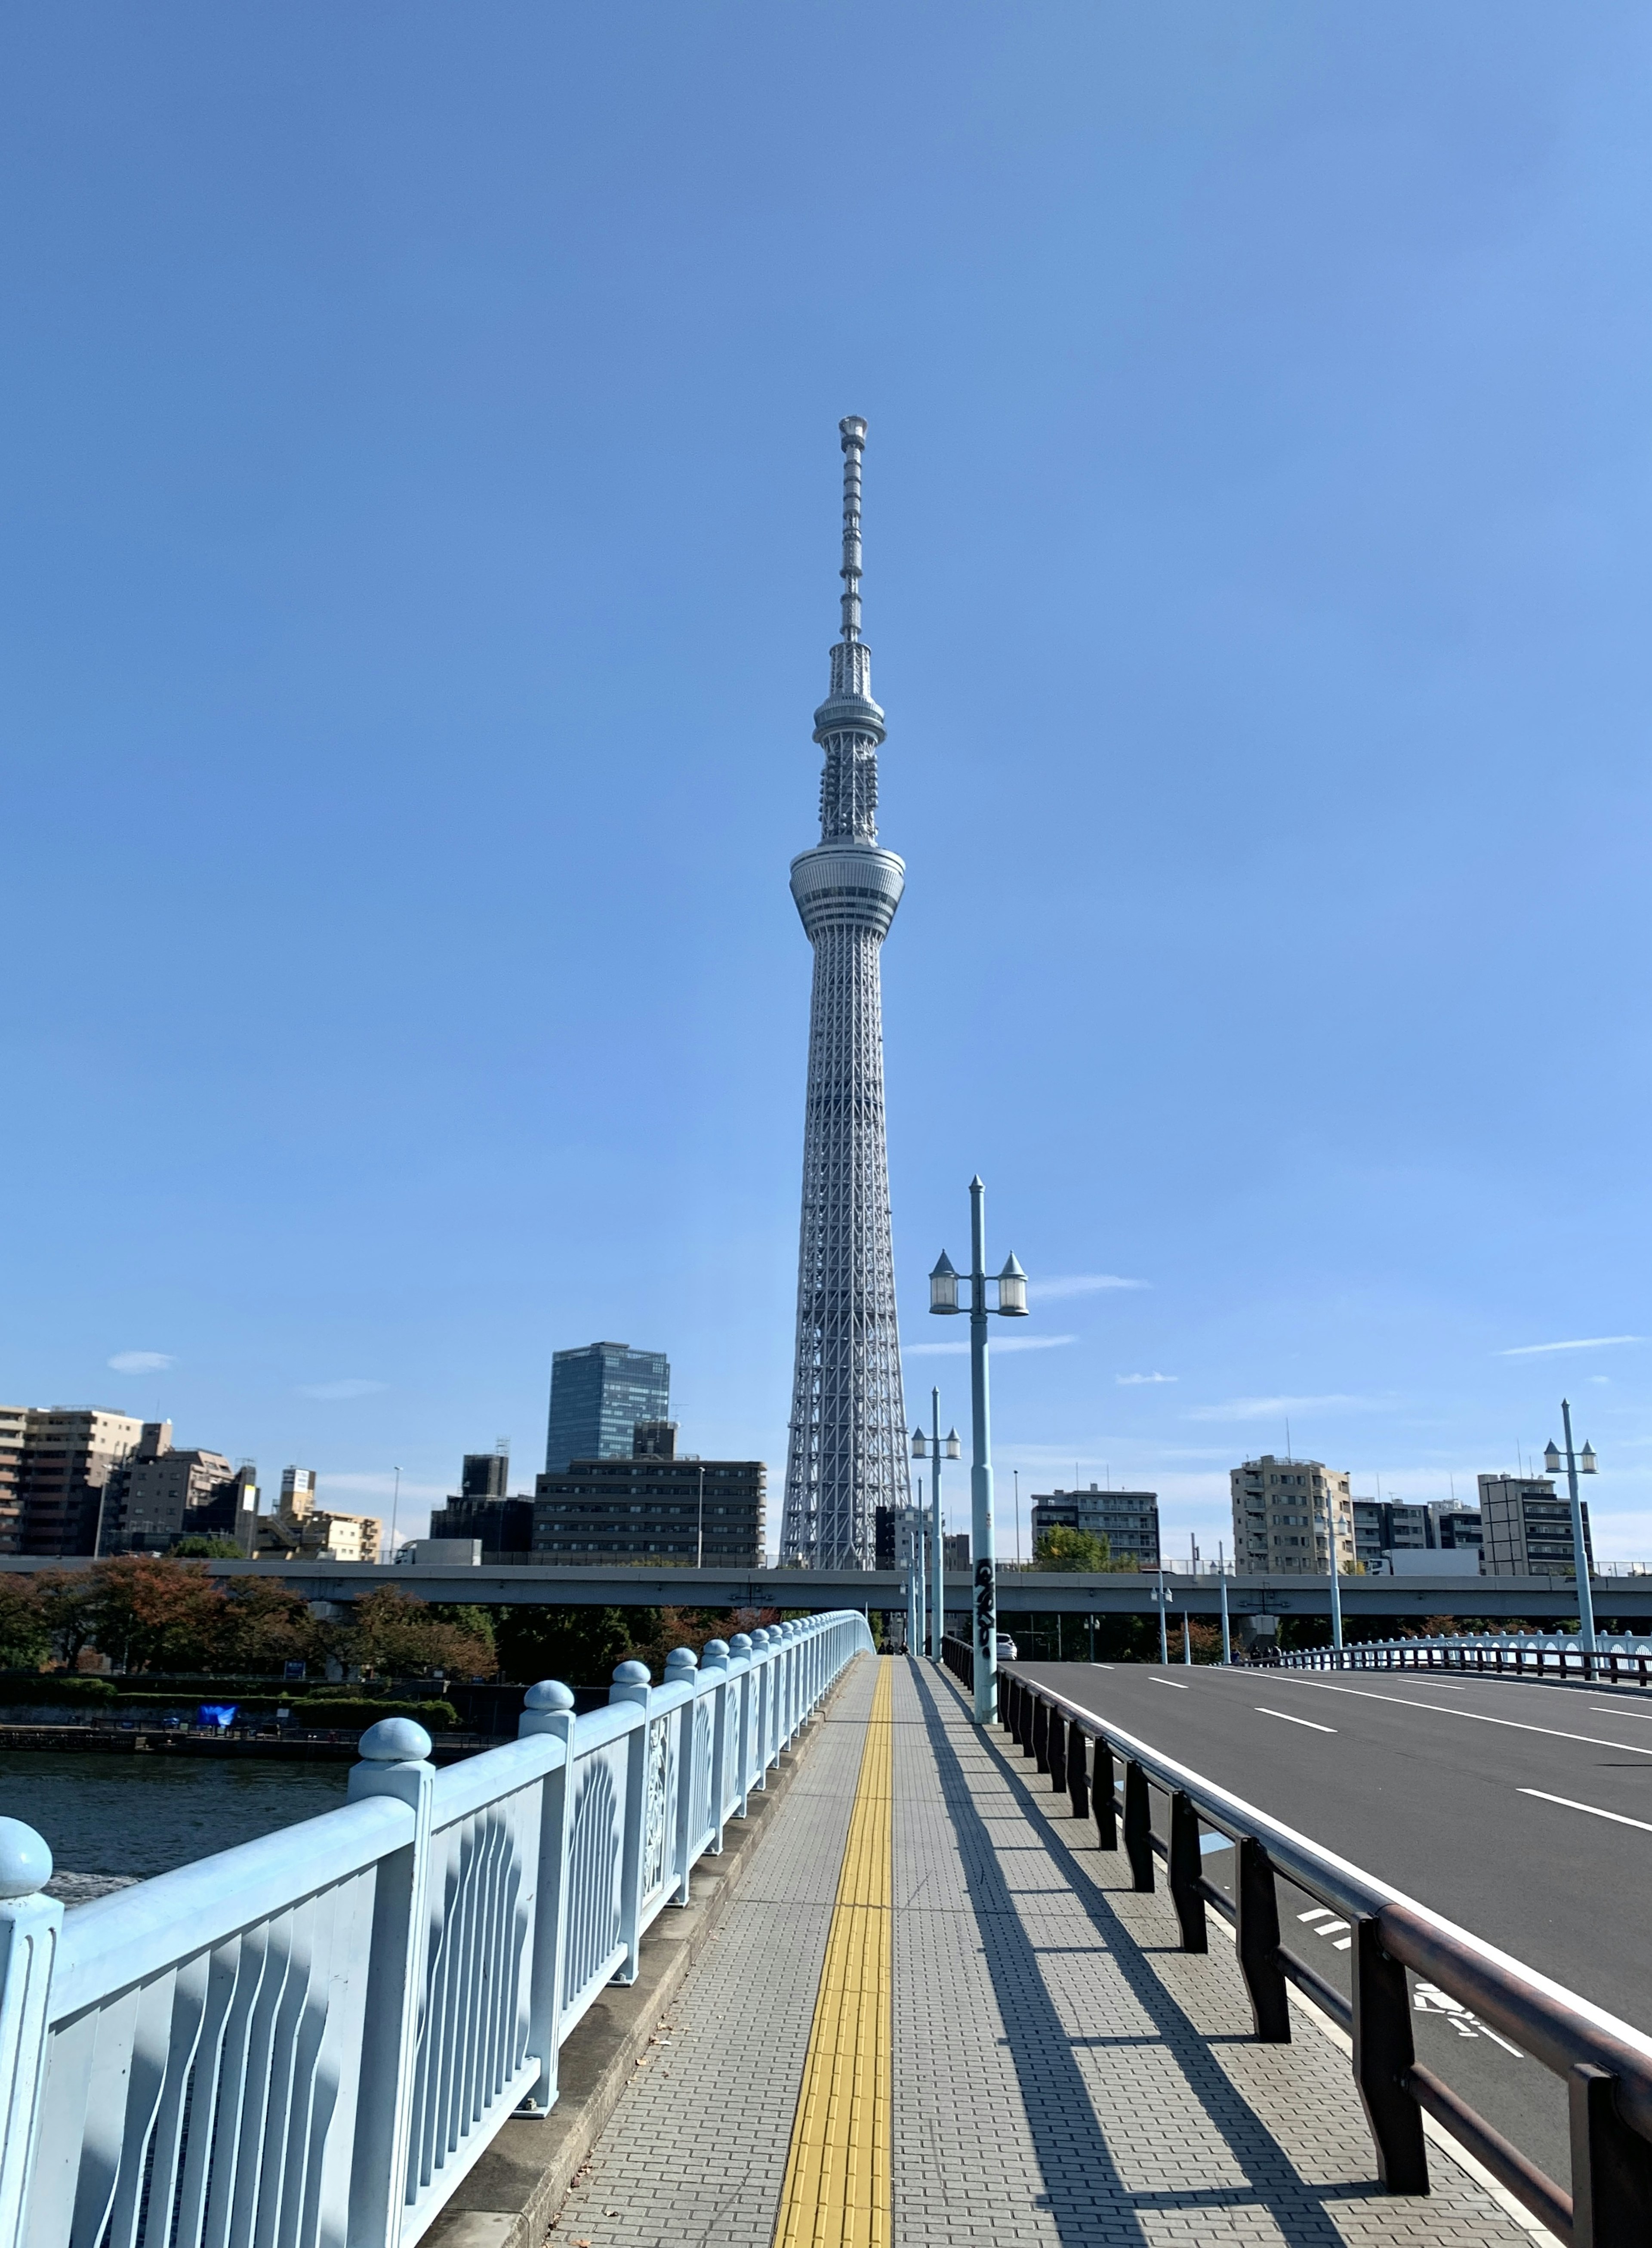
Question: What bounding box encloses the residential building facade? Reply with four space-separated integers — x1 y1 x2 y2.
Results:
874 1504 927 1571
544 1343 671 1475
16 1408 147 1556
1030 1486 1160 1569
102 1421 259 1554
1231 1455 1356 1575
0 1408 24 1551
256 1467 382 1564
1479 1474 1591 1577
1351 1499 1430 1572
1430 1504 1484 1556
429 1493 535 1557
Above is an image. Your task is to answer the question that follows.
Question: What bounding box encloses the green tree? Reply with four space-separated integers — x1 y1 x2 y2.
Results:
342 1588 496 1679
87 1556 229 1672
33 1570 101 1670
0 1577 49 1671
220 1579 329 1673
1033 1525 1112 1572
173 1537 245 1559
492 1603 643 1687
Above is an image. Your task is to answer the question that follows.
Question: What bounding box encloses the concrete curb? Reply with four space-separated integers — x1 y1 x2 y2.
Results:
422 1657 863 2248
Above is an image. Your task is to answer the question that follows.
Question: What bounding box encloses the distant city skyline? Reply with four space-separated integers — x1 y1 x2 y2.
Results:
5 9 1652 1568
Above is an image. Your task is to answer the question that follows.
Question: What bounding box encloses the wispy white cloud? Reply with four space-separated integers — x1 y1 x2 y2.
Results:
1035 1274 1147 1300
1117 1371 1176 1386
907 1333 1077 1359
296 1379 389 1401
1185 1393 1386 1423
108 1350 174 1374
1499 1336 1643 1358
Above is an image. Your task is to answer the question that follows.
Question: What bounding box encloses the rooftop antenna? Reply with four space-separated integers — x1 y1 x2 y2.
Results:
1285 1417 1292 1461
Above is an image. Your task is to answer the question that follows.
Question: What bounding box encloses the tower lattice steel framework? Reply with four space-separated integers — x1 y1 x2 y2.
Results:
780 417 909 1568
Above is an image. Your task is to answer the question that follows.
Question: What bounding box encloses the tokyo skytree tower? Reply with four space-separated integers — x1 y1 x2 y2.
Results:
780 417 909 1568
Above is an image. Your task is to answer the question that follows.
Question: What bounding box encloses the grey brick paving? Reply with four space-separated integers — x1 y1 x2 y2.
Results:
552 1658 1532 2248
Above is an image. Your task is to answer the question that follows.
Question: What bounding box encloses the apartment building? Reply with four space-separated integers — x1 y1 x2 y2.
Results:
1030 1486 1160 1569
1479 1474 1591 1578
102 1421 259 1554
255 1467 382 1563
16 1408 147 1556
0 1408 24 1551
1231 1455 1356 1575
533 1422 764 1565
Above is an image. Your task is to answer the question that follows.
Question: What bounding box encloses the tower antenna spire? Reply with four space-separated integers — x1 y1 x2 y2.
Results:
838 415 866 644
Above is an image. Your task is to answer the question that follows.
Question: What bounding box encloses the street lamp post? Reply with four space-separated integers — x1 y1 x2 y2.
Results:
696 1463 706 1570
930 1176 1028 1723
1544 1404 1600 1654
1218 1542 1232 1665
912 1391 961 1661
1316 1485 1345 1652
1152 1565 1171 1666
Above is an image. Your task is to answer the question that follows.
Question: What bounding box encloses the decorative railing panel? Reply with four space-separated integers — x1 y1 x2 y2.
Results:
558 1735 629 2034
0 1612 873 2248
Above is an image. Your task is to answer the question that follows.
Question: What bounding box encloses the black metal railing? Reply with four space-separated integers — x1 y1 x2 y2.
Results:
1278 1637 1652 1690
987 1664 1652 2244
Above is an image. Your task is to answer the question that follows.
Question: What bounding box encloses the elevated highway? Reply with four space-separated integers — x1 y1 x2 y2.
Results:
2 1552 1643 1623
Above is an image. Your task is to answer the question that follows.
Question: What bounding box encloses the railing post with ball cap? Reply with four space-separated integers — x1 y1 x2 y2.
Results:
517 1681 578 2114
346 1717 436 2248
611 1660 653 1982
702 1639 733 1853
0 1817 62 2248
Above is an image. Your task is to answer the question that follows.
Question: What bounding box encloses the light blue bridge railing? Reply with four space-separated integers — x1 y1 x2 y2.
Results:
0 1613 874 2248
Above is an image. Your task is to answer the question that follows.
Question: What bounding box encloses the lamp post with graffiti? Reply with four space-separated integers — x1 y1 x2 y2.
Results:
929 1176 1029 1724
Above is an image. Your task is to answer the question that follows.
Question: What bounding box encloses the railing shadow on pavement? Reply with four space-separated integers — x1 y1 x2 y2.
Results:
941 1636 1652 2248
0 1612 874 2248
906 1661 1357 2248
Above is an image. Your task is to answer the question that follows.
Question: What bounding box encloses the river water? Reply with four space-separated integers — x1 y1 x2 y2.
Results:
2 1752 350 1882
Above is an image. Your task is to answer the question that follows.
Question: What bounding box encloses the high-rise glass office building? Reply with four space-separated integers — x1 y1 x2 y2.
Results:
544 1342 671 1474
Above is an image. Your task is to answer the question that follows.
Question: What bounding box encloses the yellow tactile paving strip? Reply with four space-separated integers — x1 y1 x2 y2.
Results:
773 1655 894 2248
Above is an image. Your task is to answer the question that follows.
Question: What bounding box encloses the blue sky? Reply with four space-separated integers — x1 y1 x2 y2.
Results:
5 4 1652 1566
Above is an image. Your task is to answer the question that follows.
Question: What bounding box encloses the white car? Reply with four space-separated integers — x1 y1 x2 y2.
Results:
996 1634 1019 1661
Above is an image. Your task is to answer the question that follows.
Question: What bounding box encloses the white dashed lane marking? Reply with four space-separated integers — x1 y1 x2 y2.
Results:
1519 1788 1652 1835
1255 1706 1335 1733
1270 1676 1652 1756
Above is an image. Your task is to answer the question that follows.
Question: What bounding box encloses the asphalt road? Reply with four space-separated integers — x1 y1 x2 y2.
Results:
1013 1658 1652 2194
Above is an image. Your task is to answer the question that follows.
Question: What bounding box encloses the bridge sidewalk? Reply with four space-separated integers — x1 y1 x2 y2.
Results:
552 1656 1532 2248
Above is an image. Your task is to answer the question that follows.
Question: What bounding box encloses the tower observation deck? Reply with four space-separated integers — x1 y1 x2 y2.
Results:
780 417 909 1568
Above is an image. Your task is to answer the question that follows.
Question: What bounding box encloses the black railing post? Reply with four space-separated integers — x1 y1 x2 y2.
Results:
1049 1709 1067 1793
1569 2063 1652 2248
1020 1683 1036 1756
1094 1744 1117 1849
1067 1726 1089 1820
1352 1918 1428 2194
1235 1837 1290 2041
1168 1791 1207 1951
1032 1696 1048 1769
1123 1760 1154 1891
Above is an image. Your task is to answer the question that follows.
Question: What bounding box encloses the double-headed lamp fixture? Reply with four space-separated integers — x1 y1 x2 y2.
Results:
1544 1437 1598 1476
928 1250 1030 1317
